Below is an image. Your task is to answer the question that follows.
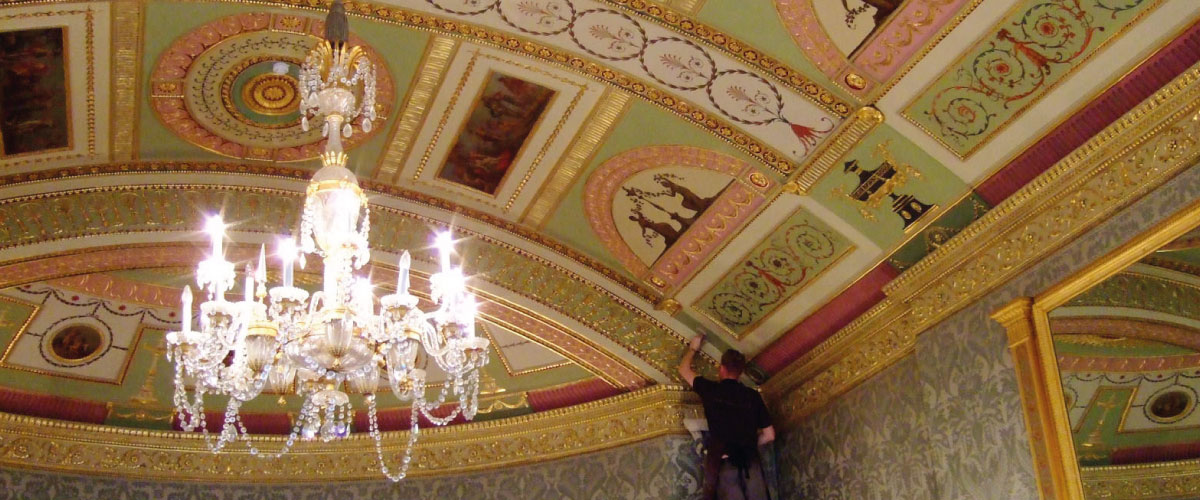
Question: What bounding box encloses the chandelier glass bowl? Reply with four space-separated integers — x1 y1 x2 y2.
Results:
165 1 489 482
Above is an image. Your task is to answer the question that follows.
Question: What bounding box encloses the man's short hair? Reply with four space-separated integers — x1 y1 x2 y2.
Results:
721 349 746 376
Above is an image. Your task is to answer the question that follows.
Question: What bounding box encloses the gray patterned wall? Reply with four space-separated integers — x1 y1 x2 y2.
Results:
0 435 702 500
778 162 1200 500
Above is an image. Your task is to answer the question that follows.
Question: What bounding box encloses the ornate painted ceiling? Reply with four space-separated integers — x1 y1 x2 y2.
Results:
0 0 1197 467
1052 242 1200 467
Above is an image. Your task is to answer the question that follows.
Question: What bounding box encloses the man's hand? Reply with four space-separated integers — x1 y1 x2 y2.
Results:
678 335 704 387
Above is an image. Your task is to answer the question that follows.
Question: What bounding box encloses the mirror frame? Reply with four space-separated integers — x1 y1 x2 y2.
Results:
993 199 1200 500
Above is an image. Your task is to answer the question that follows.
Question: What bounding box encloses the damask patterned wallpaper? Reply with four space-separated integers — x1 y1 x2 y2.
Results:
0 436 702 500
778 162 1200 499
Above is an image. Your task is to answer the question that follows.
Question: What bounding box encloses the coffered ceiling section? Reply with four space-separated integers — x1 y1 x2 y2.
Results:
0 0 1197 437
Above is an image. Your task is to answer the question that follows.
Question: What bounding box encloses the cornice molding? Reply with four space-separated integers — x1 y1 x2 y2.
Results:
0 385 700 482
764 62 1200 424
1082 458 1200 498
0 183 719 380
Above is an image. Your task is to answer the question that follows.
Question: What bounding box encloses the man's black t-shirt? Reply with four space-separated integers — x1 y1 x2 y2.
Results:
692 377 771 451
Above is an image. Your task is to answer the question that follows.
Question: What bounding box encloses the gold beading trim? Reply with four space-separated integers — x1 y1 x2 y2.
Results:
376 36 459 182
765 63 1200 423
0 385 700 482
522 89 632 228
109 0 141 161
1082 458 1200 498
783 106 883 194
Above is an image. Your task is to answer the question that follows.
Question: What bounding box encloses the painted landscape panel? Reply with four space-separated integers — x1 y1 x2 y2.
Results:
437 72 555 195
0 28 69 156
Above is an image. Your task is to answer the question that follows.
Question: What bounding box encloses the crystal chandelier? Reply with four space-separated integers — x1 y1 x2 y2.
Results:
166 1 489 481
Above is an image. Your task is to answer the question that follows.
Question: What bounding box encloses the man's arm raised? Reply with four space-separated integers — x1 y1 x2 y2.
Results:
677 335 704 386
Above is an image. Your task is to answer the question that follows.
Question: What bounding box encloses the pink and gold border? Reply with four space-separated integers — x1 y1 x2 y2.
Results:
775 0 974 97
582 145 773 294
0 244 648 390
148 12 395 161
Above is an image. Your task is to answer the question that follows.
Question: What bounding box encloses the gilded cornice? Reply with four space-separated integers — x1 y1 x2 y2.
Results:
0 175 718 379
0 385 700 482
764 63 1200 424
1082 459 1200 499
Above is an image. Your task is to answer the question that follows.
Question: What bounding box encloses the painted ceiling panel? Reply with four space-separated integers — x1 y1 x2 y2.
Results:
0 2 113 172
0 0 1195 458
901 0 1162 158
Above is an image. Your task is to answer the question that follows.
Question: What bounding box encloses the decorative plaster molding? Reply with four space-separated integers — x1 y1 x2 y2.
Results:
0 385 700 481
765 63 1200 423
108 0 141 161
1082 458 1200 498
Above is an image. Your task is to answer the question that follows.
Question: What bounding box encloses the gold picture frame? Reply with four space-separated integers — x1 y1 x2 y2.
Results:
992 198 1200 500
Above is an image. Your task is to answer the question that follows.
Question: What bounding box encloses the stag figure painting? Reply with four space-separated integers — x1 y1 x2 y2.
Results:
613 169 734 265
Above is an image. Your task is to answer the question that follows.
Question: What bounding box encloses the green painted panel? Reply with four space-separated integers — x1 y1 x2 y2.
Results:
1067 272 1200 322
811 123 969 248
695 0 852 104
1053 337 1196 358
888 192 990 272
542 100 763 279
902 0 1161 157
695 207 852 337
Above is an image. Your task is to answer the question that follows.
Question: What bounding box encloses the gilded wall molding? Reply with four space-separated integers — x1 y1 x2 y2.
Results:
765 63 1200 422
0 385 700 482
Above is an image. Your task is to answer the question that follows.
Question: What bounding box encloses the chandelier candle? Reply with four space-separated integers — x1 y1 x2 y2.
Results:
165 0 489 482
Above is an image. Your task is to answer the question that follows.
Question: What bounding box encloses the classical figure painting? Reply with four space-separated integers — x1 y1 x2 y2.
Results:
437 72 556 195
612 168 734 265
815 0 903 56
0 27 69 156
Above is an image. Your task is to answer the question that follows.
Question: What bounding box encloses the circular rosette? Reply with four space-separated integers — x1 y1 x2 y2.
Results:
497 0 575 35
425 0 500 15
1017 3 1089 59
707 292 756 328
970 48 1040 101
786 224 835 260
707 70 784 125
641 37 715 91
732 266 784 305
149 13 394 162
927 86 994 145
569 9 647 61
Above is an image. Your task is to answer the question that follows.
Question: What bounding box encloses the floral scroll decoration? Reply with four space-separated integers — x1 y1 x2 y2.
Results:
697 210 851 338
425 0 836 159
904 0 1157 157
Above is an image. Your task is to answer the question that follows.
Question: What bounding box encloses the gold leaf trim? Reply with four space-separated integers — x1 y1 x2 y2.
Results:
765 63 1200 423
522 89 632 228
109 0 142 161
374 37 459 181
784 106 883 194
0 385 699 482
